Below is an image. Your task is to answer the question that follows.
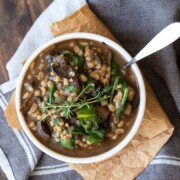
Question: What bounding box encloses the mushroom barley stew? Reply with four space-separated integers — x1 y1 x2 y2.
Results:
21 40 139 157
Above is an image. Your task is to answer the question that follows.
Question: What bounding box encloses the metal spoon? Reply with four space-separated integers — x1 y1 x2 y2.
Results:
124 22 180 68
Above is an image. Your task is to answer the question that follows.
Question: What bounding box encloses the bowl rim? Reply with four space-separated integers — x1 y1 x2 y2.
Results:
16 32 146 164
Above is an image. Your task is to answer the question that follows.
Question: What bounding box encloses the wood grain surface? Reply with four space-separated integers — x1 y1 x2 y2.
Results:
0 1 52 178
0 0 52 84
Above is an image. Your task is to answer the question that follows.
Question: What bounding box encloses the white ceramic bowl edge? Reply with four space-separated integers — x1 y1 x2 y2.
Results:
16 33 146 164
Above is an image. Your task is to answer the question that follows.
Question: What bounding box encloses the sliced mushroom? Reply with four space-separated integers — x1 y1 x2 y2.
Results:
96 105 109 119
51 55 73 78
37 121 51 137
102 113 111 131
110 121 116 131
96 105 111 131
131 95 139 109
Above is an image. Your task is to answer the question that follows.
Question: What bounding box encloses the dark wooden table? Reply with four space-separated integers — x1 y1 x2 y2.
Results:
0 1 52 178
0 0 52 84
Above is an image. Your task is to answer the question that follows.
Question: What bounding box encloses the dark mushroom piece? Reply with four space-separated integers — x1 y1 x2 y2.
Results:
69 77 81 90
37 121 51 138
102 113 112 131
93 51 102 65
131 95 139 109
90 83 103 97
51 55 73 78
71 117 81 127
96 105 111 131
45 55 53 72
95 105 109 119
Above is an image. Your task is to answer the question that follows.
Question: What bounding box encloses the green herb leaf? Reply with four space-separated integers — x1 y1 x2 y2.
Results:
64 85 80 94
87 129 105 144
116 87 129 118
63 51 84 69
111 60 120 76
121 81 128 92
71 55 84 68
61 50 73 56
101 85 112 94
60 100 72 118
47 83 55 104
80 120 92 133
87 134 102 144
95 85 112 102
71 127 85 135
91 129 106 138
54 118 60 126
60 138 75 150
77 105 98 133
86 74 95 90
110 76 124 102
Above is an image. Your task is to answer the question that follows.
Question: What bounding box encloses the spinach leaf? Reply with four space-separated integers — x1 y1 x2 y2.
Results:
64 85 80 94
70 55 84 68
63 51 84 69
60 138 75 150
71 127 85 135
116 86 129 119
87 129 105 144
77 105 98 133
47 82 55 104
80 119 92 133
91 129 106 138
111 60 120 76
87 134 102 144
61 50 72 55
86 74 95 90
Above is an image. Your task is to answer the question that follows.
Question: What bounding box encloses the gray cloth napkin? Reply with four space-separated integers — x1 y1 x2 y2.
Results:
0 0 180 179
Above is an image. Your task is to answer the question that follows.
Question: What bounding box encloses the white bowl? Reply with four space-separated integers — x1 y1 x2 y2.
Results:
16 33 146 164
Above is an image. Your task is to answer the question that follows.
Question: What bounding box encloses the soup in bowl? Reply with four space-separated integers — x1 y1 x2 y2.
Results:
16 33 146 163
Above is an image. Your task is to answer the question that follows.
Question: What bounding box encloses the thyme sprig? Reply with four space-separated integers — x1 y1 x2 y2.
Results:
40 83 111 121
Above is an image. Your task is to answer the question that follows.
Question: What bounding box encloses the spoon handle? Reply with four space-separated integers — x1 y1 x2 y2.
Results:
124 22 180 68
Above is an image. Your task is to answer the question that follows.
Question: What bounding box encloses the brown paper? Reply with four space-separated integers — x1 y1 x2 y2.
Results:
5 4 174 180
